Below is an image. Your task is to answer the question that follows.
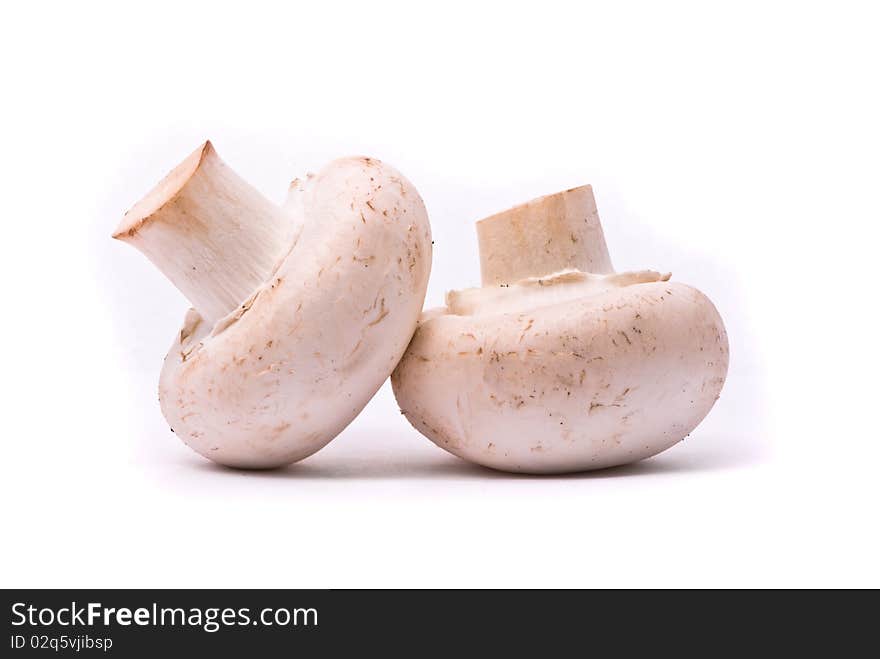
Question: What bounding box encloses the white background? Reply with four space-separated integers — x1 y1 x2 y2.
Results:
2 1 878 587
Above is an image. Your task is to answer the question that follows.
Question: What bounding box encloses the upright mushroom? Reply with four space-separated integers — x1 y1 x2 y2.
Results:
391 185 728 473
114 142 432 468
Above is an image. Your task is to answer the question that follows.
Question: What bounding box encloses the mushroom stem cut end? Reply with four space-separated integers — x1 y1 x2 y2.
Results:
113 141 286 325
476 184 614 285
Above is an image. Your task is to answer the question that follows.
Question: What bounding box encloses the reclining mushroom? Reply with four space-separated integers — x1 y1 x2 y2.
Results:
114 142 432 468
391 185 728 473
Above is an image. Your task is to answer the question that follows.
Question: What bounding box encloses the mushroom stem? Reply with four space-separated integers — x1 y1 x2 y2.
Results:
112 141 286 324
476 184 614 285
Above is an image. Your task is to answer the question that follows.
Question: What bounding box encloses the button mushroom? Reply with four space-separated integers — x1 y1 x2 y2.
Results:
114 142 432 468
391 185 728 473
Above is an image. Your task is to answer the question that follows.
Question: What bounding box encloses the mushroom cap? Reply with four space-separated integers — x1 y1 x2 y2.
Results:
160 156 432 468
392 280 728 473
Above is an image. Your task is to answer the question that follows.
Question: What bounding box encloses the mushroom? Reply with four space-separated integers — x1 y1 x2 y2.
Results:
391 185 728 473
114 142 432 468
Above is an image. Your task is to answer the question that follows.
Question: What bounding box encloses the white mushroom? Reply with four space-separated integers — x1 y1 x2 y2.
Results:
391 185 728 473
114 142 432 468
